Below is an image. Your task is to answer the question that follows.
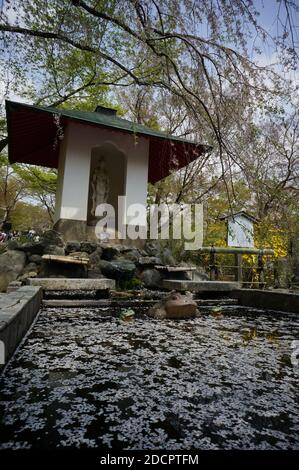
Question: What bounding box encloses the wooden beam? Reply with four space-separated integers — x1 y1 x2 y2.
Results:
42 254 89 265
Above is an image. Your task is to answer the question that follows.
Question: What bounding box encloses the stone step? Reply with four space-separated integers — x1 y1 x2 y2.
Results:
27 277 115 291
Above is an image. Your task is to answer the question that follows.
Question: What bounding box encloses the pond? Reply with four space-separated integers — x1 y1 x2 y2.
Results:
0 305 298 450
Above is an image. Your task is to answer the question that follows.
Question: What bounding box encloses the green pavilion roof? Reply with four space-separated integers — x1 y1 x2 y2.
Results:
6 100 211 184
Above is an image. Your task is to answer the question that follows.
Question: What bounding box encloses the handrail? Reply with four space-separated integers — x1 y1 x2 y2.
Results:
199 246 275 286
198 246 274 255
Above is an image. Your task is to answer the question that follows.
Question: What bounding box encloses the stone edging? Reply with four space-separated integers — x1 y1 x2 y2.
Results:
0 286 42 370
232 289 299 313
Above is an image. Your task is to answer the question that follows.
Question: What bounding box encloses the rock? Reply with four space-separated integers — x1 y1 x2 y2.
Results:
28 254 42 264
6 281 22 293
65 241 81 254
140 269 163 288
99 259 136 280
44 245 65 256
19 230 65 257
144 241 160 257
148 291 198 319
87 269 104 279
122 246 139 253
0 250 26 292
42 229 65 248
17 242 44 255
89 247 103 269
161 247 176 265
101 245 122 261
193 267 209 281
68 251 89 260
98 260 114 276
138 256 162 266
122 248 141 263
18 261 39 282
17 271 38 282
7 240 19 250
80 241 97 254
22 262 38 273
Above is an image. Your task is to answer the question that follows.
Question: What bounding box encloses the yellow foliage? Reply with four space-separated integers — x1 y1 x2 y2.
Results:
255 227 288 258
206 218 287 260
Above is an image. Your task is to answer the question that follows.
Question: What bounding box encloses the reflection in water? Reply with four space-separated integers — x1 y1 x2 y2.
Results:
0 306 298 450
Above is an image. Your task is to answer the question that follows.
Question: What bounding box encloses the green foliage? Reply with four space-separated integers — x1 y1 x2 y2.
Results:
119 308 135 321
10 201 51 231
117 277 143 290
0 155 56 229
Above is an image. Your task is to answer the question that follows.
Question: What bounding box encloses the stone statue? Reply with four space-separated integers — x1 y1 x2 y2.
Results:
91 157 110 217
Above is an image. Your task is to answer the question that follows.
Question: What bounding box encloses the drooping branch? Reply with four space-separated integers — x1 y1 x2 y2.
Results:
0 24 156 85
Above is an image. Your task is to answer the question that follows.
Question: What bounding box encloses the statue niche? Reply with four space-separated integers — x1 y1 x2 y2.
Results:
90 156 110 218
88 144 126 229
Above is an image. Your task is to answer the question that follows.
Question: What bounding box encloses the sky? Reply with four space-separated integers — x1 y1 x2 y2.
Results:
254 0 298 62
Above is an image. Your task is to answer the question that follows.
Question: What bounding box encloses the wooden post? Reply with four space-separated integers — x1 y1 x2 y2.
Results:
210 247 216 281
234 253 243 283
273 258 279 288
257 250 265 288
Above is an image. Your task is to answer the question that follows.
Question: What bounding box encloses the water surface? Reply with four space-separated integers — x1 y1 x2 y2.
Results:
0 306 298 450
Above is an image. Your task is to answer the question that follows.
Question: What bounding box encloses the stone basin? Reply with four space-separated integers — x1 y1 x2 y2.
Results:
0 304 298 450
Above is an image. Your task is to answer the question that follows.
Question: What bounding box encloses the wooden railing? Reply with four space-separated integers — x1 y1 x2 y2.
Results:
198 246 275 288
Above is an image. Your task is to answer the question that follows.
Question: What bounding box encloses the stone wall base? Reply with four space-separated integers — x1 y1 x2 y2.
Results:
53 218 145 248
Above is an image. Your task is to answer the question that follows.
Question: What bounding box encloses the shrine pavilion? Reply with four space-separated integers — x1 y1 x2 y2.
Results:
5 100 210 242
